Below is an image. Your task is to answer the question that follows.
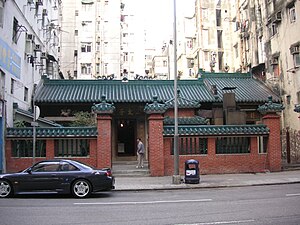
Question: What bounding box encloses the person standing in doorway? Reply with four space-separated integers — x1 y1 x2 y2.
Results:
136 138 145 168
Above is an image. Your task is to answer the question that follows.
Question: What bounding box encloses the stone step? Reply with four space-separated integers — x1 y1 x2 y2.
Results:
112 161 150 177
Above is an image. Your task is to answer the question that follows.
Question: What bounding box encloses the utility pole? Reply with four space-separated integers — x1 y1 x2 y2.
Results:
172 0 181 184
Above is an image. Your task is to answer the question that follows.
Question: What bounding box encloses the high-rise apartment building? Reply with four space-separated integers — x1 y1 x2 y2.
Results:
59 0 146 80
0 0 60 172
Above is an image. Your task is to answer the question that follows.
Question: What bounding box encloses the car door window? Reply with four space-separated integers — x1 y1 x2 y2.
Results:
32 162 60 172
59 163 79 172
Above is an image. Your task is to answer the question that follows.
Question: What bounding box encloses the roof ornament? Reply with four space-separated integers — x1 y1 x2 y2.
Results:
91 95 115 114
144 95 168 114
258 96 285 114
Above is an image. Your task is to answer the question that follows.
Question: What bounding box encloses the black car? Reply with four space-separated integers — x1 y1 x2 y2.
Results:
0 159 115 198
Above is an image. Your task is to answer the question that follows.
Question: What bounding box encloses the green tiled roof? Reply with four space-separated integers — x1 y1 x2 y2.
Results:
35 73 279 106
201 72 280 103
163 124 269 136
35 77 214 107
6 127 97 138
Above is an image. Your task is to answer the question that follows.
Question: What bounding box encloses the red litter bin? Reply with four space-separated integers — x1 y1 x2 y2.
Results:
184 159 200 184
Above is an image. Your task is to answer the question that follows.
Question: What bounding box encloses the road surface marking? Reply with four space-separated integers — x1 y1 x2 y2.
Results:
286 193 300 197
176 220 255 225
74 199 212 205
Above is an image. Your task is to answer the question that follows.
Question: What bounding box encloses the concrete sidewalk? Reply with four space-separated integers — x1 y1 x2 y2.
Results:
114 170 300 191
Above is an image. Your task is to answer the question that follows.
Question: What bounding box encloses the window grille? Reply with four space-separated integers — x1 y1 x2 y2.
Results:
216 137 250 154
55 139 90 157
12 140 46 157
171 137 208 155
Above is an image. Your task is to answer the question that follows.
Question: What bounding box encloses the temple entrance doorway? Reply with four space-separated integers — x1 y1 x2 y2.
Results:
116 119 136 157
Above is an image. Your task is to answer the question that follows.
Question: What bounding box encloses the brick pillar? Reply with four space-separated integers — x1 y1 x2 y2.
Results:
144 96 168 176
258 96 284 172
262 114 282 171
96 114 113 168
92 95 115 169
148 114 165 176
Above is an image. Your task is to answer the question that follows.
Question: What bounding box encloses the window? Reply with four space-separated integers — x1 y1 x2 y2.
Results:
10 78 15 94
82 21 92 31
204 51 209 61
163 60 167 67
82 3 93 11
289 6 296 23
12 17 18 44
59 162 79 171
32 162 60 172
11 140 46 157
271 56 280 77
75 30 78 36
123 52 128 62
294 53 300 67
96 63 100 74
104 63 108 74
81 63 92 75
0 0 4 27
81 43 92 52
24 87 28 102
290 44 300 68
216 9 221 26
54 139 90 157
233 44 238 58
75 10 79 16
258 136 268 154
216 137 250 154
96 42 100 51
171 137 208 155
269 22 278 36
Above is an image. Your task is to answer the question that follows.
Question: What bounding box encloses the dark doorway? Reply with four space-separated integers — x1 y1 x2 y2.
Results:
117 120 136 156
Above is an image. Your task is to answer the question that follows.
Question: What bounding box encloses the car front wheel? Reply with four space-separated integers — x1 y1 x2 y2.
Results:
0 180 13 198
72 179 91 198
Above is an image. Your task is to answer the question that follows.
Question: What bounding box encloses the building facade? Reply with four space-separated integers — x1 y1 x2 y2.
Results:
5 72 284 176
0 0 60 172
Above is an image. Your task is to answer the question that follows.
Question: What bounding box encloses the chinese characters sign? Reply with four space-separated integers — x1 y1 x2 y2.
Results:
0 37 21 79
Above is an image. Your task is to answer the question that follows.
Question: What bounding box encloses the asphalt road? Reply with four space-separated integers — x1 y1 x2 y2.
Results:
0 183 300 225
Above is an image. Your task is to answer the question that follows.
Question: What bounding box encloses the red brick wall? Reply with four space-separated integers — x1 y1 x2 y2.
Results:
161 136 269 176
5 139 98 173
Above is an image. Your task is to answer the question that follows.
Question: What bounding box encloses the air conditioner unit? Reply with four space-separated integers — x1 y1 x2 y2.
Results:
36 0 43 6
34 44 42 52
25 41 34 54
42 9 48 16
270 58 279 65
26 34 35 41
40 52 47 59
291 46 300 54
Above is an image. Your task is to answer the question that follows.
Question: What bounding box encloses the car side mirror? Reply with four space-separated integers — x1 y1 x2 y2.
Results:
27 168 32 174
